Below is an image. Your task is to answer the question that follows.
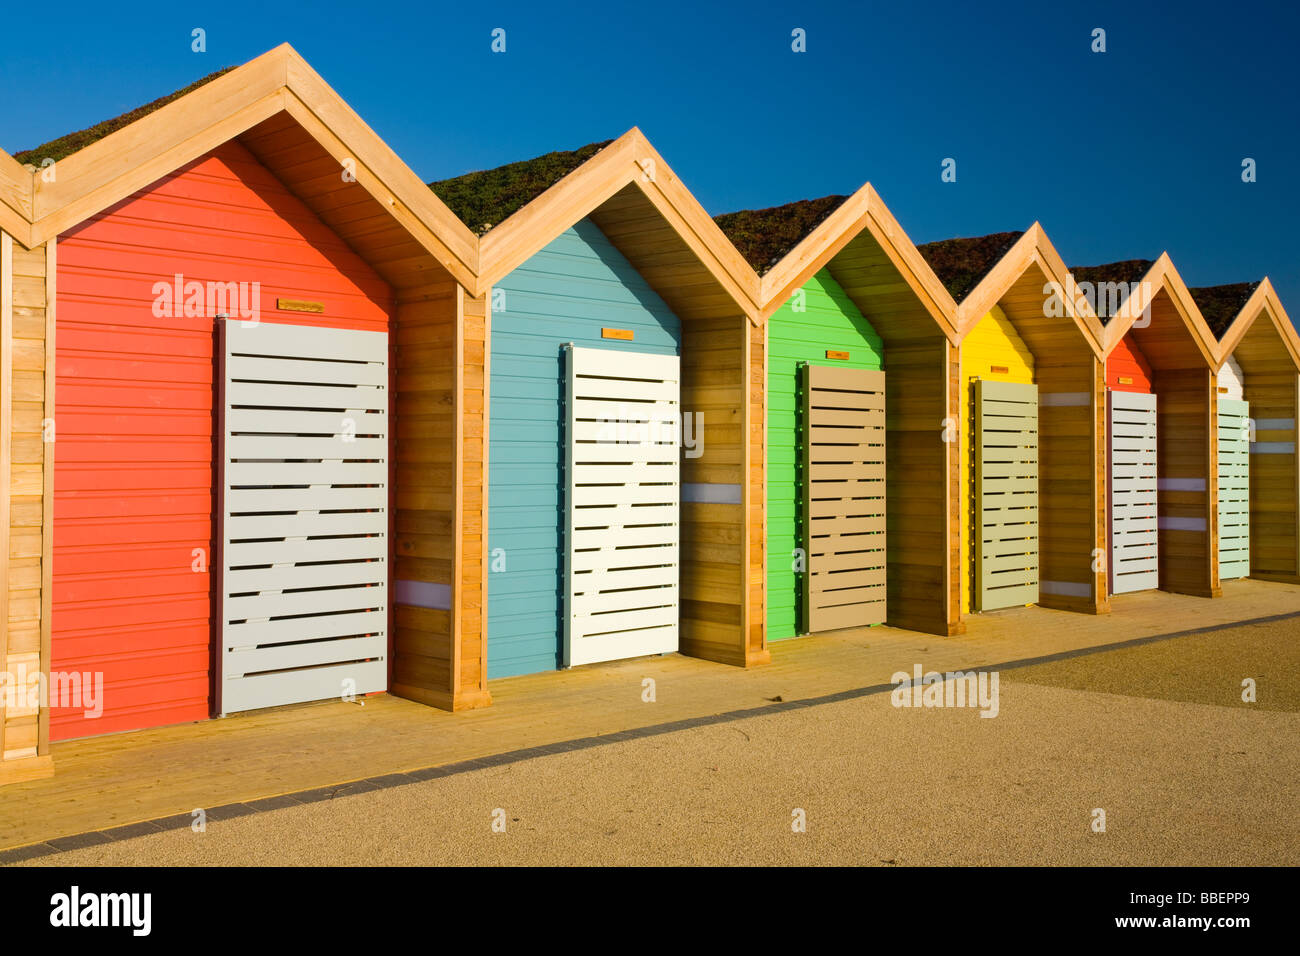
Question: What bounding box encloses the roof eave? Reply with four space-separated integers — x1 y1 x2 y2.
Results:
21 43 480 289
1102 253 1220 369
0 148 33 247
1217 278 1300 373
757 184 960 342
477 128 762 322
958 224 1106 360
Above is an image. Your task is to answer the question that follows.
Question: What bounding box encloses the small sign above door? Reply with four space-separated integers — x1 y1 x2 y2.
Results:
277 298 325 313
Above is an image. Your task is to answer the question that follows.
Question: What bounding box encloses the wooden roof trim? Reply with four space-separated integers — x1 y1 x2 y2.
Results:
282 52 477 280
955 226 1038 332
756 183 960 342
477 128 761 321
22 44 479 288
0 149 32 246
477 131 639 288
957 223 1106 358
31 88 288 244
630 129 760 312
29 46 288 235
1101 253 1219 368
1217 277 1300 372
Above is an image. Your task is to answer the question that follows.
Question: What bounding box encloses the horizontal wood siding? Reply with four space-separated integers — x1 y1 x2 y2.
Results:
1106 334 1153 393
883 341 955 634
53 141 392 740
1230 315 1300 583
1037 355 1106 612
487 219 681 678
1155 369 1218 596
679 315 751 664
391 278 489 710
1244 370 1299 580
1217 355 1245 401
5 237 52 764
767 269 883 640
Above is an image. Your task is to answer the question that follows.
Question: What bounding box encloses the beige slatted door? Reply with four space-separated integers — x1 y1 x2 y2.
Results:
219 321 389 715
974 379 1039 611
800 365 886 632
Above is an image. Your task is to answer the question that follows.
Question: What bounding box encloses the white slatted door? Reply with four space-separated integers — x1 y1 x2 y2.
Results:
1218 398 1251 580
564 345 680 667
1108 391 1159 594
219 321 388 714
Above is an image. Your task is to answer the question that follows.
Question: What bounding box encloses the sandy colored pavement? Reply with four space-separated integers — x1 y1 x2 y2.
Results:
22 622 1298 867
1007 617 1299 712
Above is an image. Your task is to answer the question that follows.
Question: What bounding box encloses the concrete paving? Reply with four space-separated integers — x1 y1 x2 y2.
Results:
20 619 1298 866
6 579 1296 852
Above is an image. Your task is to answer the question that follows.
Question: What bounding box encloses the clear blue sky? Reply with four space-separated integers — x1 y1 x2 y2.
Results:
3 0 1296 312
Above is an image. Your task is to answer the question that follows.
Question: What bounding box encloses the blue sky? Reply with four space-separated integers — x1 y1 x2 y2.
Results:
3 0 1296 311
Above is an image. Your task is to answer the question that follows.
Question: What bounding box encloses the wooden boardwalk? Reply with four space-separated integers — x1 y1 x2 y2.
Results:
2 578 1297 851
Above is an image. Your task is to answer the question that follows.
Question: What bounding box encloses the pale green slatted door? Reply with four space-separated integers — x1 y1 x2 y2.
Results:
974 379 1039 610
1217 398 1250 579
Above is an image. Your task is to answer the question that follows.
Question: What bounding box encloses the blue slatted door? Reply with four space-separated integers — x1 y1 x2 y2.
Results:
1218 398 1251 579
564 345 680 666
1108 390 1159 594
974 380 1039 611
219 321 388 715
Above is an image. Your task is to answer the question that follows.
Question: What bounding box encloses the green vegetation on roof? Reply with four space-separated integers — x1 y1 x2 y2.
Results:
429 141 614 236
713 195 848 275
12 68 235 166
916 231 1023 303
1069 259 1155 321
1190 281 1260 338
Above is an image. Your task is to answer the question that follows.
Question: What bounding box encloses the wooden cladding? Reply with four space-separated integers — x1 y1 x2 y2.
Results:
0 235 54 780
800 365 886 632
391 280 490 712
973 379 1039 610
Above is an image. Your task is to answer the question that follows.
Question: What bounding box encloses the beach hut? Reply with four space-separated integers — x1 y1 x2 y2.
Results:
1091 256 1223 598
1069 259 1158 596
419 131 766 683
714 186 963 638
1070 256 1222 597
0 45 482 781
1194 279 1300 585
918 226 1109 616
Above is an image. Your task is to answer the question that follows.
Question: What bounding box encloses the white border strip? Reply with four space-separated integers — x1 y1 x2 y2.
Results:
682 482 742 504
